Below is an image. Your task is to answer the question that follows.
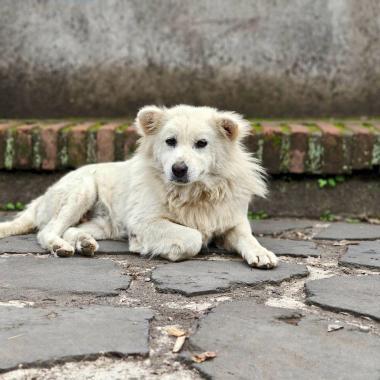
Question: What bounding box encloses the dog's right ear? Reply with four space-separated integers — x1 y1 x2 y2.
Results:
136 106 165 136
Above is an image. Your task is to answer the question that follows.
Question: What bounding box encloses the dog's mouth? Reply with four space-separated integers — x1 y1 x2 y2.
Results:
170 177 190 185
169 170 208 185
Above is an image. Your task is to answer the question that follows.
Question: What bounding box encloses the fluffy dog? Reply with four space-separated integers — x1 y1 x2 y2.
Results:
0 105 278 268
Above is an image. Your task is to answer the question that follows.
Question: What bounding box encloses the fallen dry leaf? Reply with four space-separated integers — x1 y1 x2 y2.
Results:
172 335 186 353
192 351 217 363
165 325 186 337
295 231 308 239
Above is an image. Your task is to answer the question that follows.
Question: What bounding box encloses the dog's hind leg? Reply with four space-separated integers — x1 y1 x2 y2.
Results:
37 185 97 257
63 219 111 257
0 197 40 238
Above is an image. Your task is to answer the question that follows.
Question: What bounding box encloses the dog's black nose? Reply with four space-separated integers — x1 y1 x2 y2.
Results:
172 162 188 178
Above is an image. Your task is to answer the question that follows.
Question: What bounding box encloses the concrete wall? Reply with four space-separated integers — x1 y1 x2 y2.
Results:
1 172 379 218
1 0 380 118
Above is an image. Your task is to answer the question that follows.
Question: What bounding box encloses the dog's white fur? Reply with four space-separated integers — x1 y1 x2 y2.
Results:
0 105 278 268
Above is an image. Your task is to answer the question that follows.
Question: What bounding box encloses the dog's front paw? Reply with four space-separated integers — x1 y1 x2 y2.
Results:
159 235 202 262
245 247 278 269
160 250 187 262
153 229 203 262
76 236 99 257
52 241 75 257
159 241 197 262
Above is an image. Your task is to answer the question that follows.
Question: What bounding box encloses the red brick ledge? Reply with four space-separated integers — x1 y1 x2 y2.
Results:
0 120 379 174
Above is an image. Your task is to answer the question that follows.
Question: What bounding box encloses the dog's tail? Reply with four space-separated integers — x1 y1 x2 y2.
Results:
0 198 40 238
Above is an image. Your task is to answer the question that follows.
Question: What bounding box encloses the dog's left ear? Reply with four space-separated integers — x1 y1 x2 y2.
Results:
136 105 165 136
215 112 249 142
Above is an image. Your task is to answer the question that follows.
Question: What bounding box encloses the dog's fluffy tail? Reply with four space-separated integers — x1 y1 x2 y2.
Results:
0 198 40 238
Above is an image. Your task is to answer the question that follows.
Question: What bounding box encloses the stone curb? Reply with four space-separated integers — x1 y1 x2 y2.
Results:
0 120 379 174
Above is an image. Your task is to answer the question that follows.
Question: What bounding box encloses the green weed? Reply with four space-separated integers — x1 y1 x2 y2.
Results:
248 211 269 220
320 210 337 222
1 202 25 211
317 176 345 189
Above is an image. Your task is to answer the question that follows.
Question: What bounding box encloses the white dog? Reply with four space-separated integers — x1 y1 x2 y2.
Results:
0 105 278 268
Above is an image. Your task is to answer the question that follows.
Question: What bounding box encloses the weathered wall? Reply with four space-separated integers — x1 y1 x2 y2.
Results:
1 0 380 118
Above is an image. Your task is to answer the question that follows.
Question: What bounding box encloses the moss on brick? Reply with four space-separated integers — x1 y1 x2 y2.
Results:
372 135 380 166
4 127 17 170
58 124 73 168
250 122 263 132
270 134 282 148
280 124 291 133
306 132 323 174
360 123 373 130
303 123 321 134
255 138 264 161
332 124 352 173
31 125 42 170
115 124 130 161
15 127 33 168
68 124 96 168
333 123 346 133
86 123 104 164
279 124 291 172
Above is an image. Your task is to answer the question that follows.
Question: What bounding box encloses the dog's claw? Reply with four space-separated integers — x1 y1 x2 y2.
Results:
79 245 96 257
54 247 75 257
246 248 278 269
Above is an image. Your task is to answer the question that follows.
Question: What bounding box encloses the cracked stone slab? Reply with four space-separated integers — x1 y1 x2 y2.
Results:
0 234 45 254
306 275 380 321
250 218 316 236
2 358 197 380
151 260 308 296
339 241 380 270
314 222 380 240
258 237 322 257
0 256 130 298
0 306 154 372
184 301 380 380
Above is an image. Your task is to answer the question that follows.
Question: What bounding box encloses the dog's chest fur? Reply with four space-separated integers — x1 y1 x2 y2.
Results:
165 181 244 241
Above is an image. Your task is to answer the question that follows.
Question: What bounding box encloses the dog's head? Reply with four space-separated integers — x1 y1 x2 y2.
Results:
135 105 250 186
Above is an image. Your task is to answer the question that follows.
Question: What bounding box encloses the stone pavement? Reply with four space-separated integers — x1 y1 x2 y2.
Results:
0 216 379 379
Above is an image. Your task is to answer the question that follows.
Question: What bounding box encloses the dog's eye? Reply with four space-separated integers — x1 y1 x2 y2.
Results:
195 139 208 149
165 138 177 147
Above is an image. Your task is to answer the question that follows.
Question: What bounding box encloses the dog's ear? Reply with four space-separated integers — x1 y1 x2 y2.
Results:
215 111 249 142
136 106 165 136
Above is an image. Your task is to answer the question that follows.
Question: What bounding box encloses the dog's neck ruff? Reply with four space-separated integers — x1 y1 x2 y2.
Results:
166 178 231 209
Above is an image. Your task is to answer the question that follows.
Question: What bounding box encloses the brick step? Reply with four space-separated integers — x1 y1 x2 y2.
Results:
0 120 379 174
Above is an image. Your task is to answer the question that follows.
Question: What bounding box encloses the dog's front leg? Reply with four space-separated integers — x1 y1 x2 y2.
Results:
224 219 278 269
136 219 203 262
